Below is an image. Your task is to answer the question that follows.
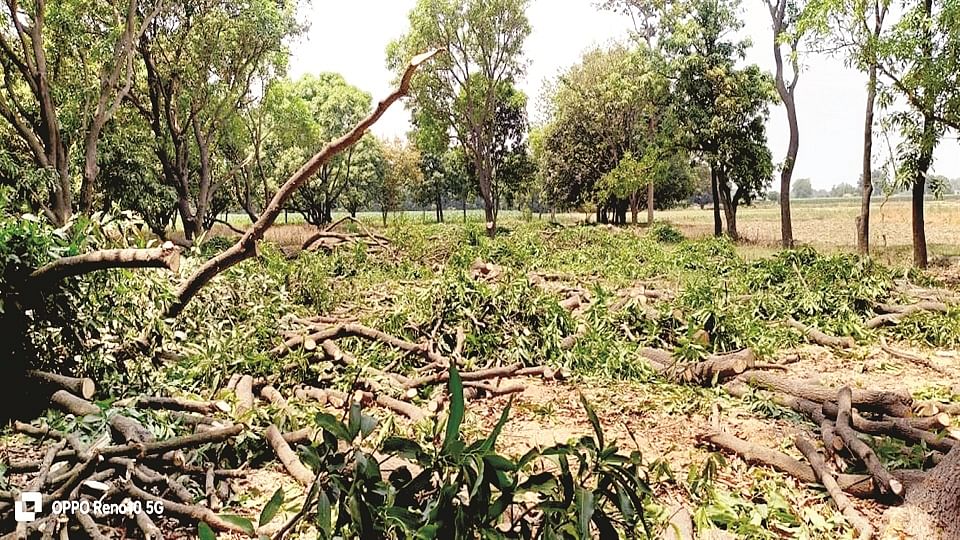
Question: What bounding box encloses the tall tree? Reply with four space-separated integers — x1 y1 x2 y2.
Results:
668 0 776 238
874 0 960 267
800 0 890 254
377 137 421 226
128 0 298 240
0 0 161 224
763 0 802 247
389 0 531 237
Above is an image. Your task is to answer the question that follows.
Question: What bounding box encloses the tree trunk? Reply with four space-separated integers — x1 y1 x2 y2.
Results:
629 191 639 224
857 65 877 255
912 170 928 269
710 166 722 237
768 7 799 248
905 444 960 538
646 181 654 225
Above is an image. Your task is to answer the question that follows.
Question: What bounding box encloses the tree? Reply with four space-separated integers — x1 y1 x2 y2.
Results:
873 0 960 267
377 138 421 226
389 0 531 237
800 0 890 254
263 74 371 225
763 0 803 247
0 0 161 225
128 0 299 240
791 177 814 198
410 107 451 222
668 0 776 239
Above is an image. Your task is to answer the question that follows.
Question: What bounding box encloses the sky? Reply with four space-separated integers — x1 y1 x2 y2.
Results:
288 0 960 190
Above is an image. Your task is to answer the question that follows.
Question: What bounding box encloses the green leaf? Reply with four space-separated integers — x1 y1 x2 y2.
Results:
483 454 517 472
219 514 254 535
259 488 284 527
579 392 604 449
443 364 464 453
382 437 427 462
347 402 362 440
315 411 352 441
316 489 332 537
359 413 378 439
575 488 595 538
297 444 323 473
481 397 513 453
197 522 216 540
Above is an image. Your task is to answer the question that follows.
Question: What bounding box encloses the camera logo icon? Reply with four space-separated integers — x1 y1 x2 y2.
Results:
15 492 42 522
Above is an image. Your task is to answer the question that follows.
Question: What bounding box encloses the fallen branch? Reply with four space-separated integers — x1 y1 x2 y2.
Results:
136 396 226 415
51 390 154 443
125 482 254 536
235 375 255 416
698 431 924 499
640 347 756 385
879 339 947 374
164 49 442 318
835 387 903 497
265 424 314 485
795 436 874 540
30 242 180 284
736 371 913 417
26 370 96 399
785 318 855 348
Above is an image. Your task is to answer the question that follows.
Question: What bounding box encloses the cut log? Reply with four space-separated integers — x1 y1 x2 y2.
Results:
641 348 756 385
136 396 224 415
265 424 314 485
736 371 913 417
785 318 855 348
698 432 924 499
659 504 694 540
125 482 255 536
26 370 95 399
905 443 960 539
50 390 154 443
235 375 255 416
835 387 903 496
29 242 181 284
794 436 874 540
867 302 949 329
260 385 288 408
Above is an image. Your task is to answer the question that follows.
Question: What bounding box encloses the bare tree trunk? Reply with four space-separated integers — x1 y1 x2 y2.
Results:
857 65 877 255
905 444 960 538
711 166 722 237
912 152 929 269
766 0 799 248
646 181 654 225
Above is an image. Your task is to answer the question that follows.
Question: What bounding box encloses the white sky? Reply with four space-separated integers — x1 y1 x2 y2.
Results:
289 0 960 190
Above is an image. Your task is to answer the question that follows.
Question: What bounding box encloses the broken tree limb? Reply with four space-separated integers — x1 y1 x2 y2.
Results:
794 436 874 540
321 387 427 422
26 370 95 399
29 242 181 284
865 300 951 329
879 339 947 374
784 318 855 348
136 396 225 415
235 375 255 417
275 323 448 367
640 347 756 385
698 432 924 499
835 387 903 497
125 482 254 536
50 390 154 443
736 371 913 417
265 424 314 485
164 49 442 319
405 363 524 389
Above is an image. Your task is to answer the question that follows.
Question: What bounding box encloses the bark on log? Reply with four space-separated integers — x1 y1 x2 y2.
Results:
785 318 855 348
30 243 180 284
235 375 255 416
794 436 874 540
136 396 224 415
260 385 288 408
265 424 314 485
75 512 109 540
26 370 95 399
736 371 913 417
51 390 154 443
164 50 442 318
641 348 755 385
835 387 903 496
125 482 254 536
905 443 960 539
135 509 164 540
865 300 950 329
659 504 694 540
698 432 924 499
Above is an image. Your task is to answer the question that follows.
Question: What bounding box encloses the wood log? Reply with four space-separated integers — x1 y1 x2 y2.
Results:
51 390 154 443
265 424 314 485
136 396 224 415
867 302 949 329
835 387 903 496
794 436 874 540
135 509 164 540
235 375 254 416
282 428 315 446
659 504 694 540
879 341 946 374
699 432 924 499
125 482 255 536
260 385 288 408
736 371 913 417
29 242 180 284
785 318 855 348
75 511 109 540
26 370 95 399
640 348 755 385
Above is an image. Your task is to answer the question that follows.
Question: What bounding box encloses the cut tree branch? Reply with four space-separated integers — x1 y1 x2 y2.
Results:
30 242 180 284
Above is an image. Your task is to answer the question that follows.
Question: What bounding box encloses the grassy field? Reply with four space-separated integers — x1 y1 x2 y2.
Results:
210 197 959 267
